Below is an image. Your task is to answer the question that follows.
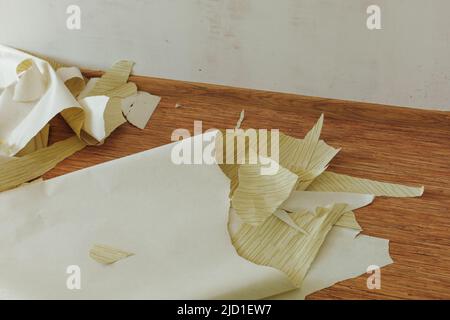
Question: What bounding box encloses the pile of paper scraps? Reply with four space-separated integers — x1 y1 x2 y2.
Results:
218 114 424 293
0 44 161 192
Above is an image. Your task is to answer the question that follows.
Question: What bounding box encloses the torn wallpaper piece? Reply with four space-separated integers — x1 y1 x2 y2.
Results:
89 245 134 265
0 45 81 157
0 136 86 192
307 171 424 197
335 211 362 231
284 114 325 173
16 124 50 157
85 60 135 97
272 227 393 300
221 115 423 296
228 186 381 296
103 97 128 138
277 115 340 191
231 158 298 225
231 204 348 287
0 156 11 165
78 95 111 141
17 50 66 71
281 191 373 232
13 60 47 102
57 59 135 143
0 45 143 193
121 93 137 115
124 91 161 130
0 132 295 299
217 117 340 199
105 82 137 99
282 191 374 213
56 67 85 97
273 210 309 235
15 58 33 75
78 77 99 99
60 77 100 140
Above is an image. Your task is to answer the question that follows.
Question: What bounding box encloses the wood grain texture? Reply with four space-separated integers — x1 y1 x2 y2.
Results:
45 70 450 300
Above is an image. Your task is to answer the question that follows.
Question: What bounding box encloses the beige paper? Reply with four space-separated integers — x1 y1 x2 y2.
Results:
0 132 294 299
89 245 134 265
124 92 161 129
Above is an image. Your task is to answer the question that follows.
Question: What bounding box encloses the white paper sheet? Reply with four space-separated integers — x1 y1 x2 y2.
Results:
78 95 110 141
124 91 161 129
13 60 47 102
0 132 294 299
56 67 84 84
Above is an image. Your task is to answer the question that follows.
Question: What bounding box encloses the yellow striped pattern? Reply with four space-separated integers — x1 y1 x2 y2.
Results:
89 244 134 265
231 162 298 225
307 172 424 197
0 136 86 192
231 204 348 287
86 60 135 97
335 211 362 231
17 124 50 156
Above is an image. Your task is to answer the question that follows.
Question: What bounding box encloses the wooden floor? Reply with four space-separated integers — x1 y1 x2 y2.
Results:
45 71 450 300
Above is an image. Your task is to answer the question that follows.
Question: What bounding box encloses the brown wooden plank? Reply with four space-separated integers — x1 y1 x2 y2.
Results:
45 71 450 300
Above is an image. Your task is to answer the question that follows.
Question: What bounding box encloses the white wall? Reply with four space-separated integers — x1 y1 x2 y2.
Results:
1 0 449 111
